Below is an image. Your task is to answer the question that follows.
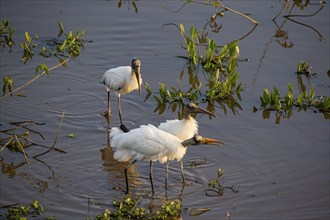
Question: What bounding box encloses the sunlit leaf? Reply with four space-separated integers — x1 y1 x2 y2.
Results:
24 31 32 43
179 23 185 37
58 39 67 52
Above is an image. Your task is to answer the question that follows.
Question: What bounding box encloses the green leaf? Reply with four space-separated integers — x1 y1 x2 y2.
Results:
35 64 49 76
24 31 32 43
2 76 14 96
287 83 293 94
58 39 67 52
67 134 76 139
179 23 185 36
144 82 152 94
57 21 64 37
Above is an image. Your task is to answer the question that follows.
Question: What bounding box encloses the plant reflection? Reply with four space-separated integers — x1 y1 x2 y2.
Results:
254 0 325 90
116 0 138 13
0 157 53 193
273 0 324 45
163 0 259 44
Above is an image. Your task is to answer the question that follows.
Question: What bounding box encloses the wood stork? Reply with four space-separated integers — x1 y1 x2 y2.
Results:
110 124 223 194
101 58 142 125
157 103 216 188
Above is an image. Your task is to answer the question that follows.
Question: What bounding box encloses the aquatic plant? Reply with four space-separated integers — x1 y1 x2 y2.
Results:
147 34 243 118
296 60 317 77
254 83 330 123
0 200 55 220
147 0 256 117
0 21 87 99
88 196 181 220
0 19 15 51
206 168 239 197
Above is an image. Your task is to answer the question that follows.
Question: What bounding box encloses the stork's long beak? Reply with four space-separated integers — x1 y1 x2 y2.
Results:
194 105 216 118
202 137 224 147
134 68 141 96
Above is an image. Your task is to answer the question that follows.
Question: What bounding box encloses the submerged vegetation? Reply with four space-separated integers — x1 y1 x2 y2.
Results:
146 25 243 118
0 19 15 51
144 0 257 118
254 83 330 123
1 20 87 98
0 198 181 220
206 168 239 197
0 200 55 220
89 196 181 220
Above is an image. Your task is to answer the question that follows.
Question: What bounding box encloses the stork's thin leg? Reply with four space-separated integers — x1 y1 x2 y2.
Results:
165 160 169 191
124 159 137 194
107 91 111 116
180 160 185 185
149 160 155 195
117 95 123 125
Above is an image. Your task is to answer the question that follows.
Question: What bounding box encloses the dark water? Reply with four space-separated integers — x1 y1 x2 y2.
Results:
0 0 329 219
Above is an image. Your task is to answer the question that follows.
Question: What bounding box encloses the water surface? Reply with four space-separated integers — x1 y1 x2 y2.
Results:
0 1 329 219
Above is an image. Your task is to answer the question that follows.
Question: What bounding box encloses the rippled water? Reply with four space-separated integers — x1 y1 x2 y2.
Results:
1 1 329 219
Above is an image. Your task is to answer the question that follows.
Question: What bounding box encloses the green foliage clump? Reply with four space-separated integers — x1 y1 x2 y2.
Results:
148 24 243 117
0 200 55 220
205 168 239 197
0 19 15 50
255 83 330 123
20 21 85 65
1 20 87 98
89 196 181 220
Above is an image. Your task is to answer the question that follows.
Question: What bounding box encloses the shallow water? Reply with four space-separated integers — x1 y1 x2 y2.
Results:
0 0 329 219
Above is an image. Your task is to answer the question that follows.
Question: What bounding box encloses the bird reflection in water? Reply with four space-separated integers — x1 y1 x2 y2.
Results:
100 127 142 194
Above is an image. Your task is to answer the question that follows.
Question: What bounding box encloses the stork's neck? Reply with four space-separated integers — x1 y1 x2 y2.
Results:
181 136 196 147
183 109 193 120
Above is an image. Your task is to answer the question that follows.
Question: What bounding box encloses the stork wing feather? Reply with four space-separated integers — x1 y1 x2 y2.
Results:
101 66 131 91
110 124 182 163
158 118 198 141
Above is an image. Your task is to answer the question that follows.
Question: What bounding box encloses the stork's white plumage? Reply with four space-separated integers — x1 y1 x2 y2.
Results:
157 103 216 187
101 58 142 124
111 124 187 163
110 124 223 194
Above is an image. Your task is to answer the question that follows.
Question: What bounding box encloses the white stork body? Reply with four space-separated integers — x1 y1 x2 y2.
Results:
157 103 216 188
101 59 142 124
111 124 187 163
158 115 198 141
110 124 223 194
102 66 142 95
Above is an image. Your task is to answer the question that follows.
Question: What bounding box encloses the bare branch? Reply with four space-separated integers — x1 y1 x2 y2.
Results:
1 56 71 100
33 112 65 158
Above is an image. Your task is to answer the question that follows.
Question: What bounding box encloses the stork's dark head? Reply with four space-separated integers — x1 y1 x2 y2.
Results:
132 58 141 69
